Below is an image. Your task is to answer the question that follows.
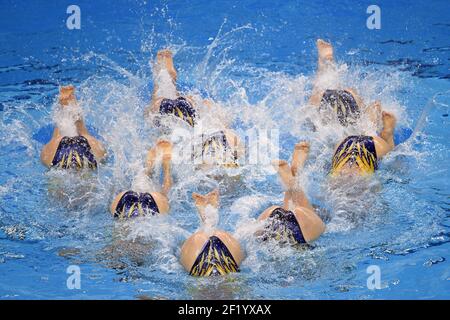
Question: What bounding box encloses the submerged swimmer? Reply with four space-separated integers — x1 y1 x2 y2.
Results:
110 140 173 218
330 111 397 176
40 85 106 170
180 189 244 276
257 142 325 245
146 49 244 168
308 39 380 127
193 129 244 169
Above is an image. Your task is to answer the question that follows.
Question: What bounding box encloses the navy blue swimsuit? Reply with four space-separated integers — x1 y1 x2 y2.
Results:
189 236 240 277
262 207 306 245
197 130 238 167
51 136 97 170
114 191 160 219
159 97 197 127
320 89 361 126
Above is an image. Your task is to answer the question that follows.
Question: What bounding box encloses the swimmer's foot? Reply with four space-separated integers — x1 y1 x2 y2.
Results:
155 49 177 81
291 141 310 176
59 85 76 107
272 160 295 189
146 140 172 173
317 39 334 71
192 189 220 223
380 111 397 149
157 140 173 160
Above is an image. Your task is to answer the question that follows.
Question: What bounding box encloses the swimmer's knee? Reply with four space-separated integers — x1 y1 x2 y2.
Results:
152 192 169 214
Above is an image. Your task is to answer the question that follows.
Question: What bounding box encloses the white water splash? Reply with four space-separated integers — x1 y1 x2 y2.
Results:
154 68 178 99
53 102 83 137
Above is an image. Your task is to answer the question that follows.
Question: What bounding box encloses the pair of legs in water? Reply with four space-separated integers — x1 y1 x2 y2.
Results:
41 43 396 277
110 140 174 218
180 142 325 276
41 86 174 218
180 189 244 276
40 86 106 169
39 76 240 277
145 50 243 168
163 42 395 275
259 142 325 244
309 39 397 176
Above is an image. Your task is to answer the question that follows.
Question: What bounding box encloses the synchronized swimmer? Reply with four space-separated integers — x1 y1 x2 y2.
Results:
40 39 398 277
309 39 397 177
145 50 243 169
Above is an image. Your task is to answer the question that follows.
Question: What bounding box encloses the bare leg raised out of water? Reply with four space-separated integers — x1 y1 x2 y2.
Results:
373 111 397 158
365 100 382 128
317 39 334 73
145 140 172 174
161 153 173 196
309 39 335 106
271 143 314 212
111 140 173 216
180 190 244 276
291 141 309 176
146 50 179 115
40 85 106 167
258 141 325 243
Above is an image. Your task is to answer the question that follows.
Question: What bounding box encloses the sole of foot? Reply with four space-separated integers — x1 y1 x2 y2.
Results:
382 111 397 131
156 49 177 80
157 140 173 159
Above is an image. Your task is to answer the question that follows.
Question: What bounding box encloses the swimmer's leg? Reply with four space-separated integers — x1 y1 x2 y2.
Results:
375 111 397 158
60 85 106 160
224 129 244 160
147 50 179 115
156 49 177 82
291 141 310 176
75 119 106 160
41 127 62 166
145 139 172 175
145 144 159 174
292 206 325 243
317 39 335 73
161 153 172 196
308 39 336 106
271 160 295 190
180 231 210 272
151 192 170 214
110 191 126 215
272 159 303 209
287 187 315 212
203 99 232 127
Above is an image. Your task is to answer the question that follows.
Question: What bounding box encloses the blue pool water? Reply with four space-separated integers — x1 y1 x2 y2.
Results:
0 0 449 299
